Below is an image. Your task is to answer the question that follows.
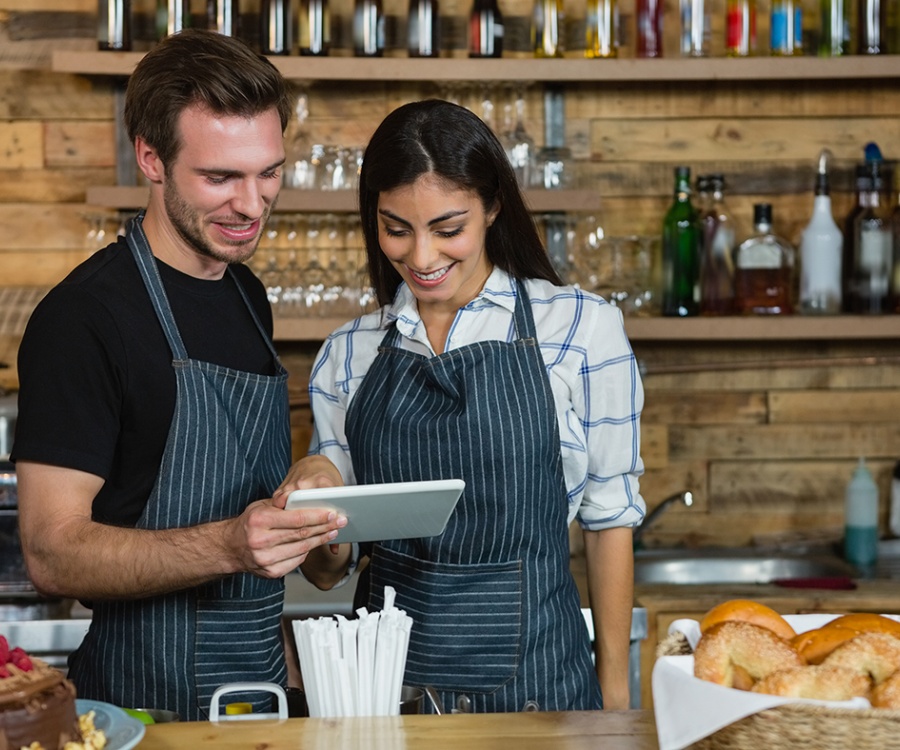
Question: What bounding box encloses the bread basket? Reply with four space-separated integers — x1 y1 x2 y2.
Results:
654 615 900 750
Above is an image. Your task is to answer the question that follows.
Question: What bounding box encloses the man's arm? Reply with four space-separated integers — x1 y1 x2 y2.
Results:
584 526 635 710
18 460 346 601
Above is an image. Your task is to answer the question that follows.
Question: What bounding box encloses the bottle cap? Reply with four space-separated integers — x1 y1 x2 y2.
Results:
753 203 773 225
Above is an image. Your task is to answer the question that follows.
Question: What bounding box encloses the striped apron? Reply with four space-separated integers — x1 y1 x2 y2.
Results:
347 281 601 713
68 214 291 720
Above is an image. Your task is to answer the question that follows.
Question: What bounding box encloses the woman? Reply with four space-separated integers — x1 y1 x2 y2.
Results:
301 99 645 712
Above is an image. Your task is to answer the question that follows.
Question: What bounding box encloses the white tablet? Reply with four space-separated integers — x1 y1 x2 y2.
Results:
285 479 465 544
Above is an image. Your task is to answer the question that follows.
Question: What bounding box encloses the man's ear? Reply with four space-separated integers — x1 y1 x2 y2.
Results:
134 136 164 184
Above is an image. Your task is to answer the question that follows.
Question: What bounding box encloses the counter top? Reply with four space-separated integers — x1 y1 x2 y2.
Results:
135 710 658 749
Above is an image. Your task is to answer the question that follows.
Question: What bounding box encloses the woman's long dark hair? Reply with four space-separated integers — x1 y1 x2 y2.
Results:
359 99 563 307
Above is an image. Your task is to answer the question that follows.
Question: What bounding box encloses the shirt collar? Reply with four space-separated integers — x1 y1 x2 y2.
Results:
386 266 518 331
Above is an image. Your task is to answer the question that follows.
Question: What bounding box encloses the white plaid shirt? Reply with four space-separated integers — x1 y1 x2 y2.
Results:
309 266 645 530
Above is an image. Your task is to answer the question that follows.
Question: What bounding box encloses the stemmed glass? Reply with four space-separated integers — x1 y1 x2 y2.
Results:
500 85 537 189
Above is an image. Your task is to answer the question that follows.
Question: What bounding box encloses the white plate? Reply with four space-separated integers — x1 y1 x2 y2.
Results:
76 699 146 750
286 479 465 544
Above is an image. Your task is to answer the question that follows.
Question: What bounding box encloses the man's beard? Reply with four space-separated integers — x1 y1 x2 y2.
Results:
163 179 270 265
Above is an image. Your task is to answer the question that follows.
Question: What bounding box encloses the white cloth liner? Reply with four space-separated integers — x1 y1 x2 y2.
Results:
652 613 900 750
293 585 413 717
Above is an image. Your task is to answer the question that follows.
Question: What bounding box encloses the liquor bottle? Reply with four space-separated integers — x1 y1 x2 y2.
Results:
698 174 736 315
846 150 893 313
636 0 663 57
679 0 710 56
533 0 564 58
799 149 842 314
857 0 886 54
354 0 385 57
260 0 292 54
585 0 618 58
818 0 850 56
892 168 900 312
207 0 238 36
469 0 503 57
770 0 801 55
661 166 700 317
733 203 794 314
725 0 756 56
156 0 190 39
299 0 330 55
98 0 132 50
408 0 440 57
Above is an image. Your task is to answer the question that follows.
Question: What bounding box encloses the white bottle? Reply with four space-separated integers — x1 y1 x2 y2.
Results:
800 148 843 314
844 457 879 567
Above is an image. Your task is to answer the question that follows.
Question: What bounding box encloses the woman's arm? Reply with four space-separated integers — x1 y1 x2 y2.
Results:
584 526 634 710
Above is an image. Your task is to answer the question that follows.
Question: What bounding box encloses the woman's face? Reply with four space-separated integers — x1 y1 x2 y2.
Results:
377 172 497 315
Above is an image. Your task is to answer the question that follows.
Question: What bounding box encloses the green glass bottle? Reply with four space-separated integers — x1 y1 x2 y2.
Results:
662 165 700 316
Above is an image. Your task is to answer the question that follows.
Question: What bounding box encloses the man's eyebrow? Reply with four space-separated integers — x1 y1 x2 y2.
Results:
378 208 469 226
197 158 286 177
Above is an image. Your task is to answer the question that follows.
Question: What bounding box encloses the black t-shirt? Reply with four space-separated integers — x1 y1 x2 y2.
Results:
12 237 276 526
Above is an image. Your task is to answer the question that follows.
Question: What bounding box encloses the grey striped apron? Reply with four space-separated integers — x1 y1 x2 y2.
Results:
68 214 291 720
347 281 601 713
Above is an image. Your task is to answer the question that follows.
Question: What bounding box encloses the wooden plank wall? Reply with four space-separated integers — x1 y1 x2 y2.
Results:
2 0 900 548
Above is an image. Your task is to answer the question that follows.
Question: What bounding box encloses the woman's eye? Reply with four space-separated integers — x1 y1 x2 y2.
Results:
383 226 408 237
437 227 464 239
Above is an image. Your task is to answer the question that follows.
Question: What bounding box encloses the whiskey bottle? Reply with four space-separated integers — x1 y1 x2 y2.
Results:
99 0 132 50
586 0 618 58
156 0 190 40
207 0 238 36
354 0 385 56
636 0 663 57
260 0 292 54
846 157 893 313
469 0 503 57
698 174 736 315
299 0 330 55
733 203 794 314
408 0 440 57
533 0 564 58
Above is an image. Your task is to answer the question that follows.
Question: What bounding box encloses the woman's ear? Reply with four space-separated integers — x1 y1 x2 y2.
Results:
487 201 501 227
134 136 164 185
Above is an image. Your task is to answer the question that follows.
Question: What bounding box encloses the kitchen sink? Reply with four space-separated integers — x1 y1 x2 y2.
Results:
633 548 858 585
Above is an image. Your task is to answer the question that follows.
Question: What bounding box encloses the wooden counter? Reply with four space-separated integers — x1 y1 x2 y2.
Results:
135 710 658 749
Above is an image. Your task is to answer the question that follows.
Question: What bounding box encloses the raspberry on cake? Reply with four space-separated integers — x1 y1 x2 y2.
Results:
0 635 81 750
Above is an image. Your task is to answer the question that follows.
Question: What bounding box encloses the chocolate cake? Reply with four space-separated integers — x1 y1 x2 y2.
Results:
0 639 80 750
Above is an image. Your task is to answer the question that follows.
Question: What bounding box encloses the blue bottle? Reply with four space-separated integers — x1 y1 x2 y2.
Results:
844 457 879 568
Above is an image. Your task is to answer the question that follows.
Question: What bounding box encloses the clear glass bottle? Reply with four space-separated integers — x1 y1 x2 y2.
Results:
408 0 440 57
698 174 736 315
733 203 794 314
260 0 292 54
770 0 802 55
533 0 564 58
299 0 330 55
857 0 886 54
662 166 700 317
354 0 385 56
207 0 238 36
469 0 504 57
799 149 842 314
725 0 756 56
156 0 190 40
818 0 850 56
98 0 132 50
585 0 618 58
847 157 893 313
636 0 664 57
679 0 710 56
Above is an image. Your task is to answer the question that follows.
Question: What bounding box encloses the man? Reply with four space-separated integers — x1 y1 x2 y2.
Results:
13 29 343 720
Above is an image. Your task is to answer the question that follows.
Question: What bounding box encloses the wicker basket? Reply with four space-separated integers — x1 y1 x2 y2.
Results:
656 620 900 749
690 702 900 749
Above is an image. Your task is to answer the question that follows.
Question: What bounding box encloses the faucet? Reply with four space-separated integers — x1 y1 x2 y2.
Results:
632 491 693 549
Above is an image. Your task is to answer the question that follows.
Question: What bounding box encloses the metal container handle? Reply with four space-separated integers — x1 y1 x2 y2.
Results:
209 682 288 722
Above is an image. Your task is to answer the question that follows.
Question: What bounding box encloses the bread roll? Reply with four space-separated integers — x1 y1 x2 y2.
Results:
699 599 796 642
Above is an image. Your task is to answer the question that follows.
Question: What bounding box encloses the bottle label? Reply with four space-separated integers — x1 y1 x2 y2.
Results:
859 226 891 273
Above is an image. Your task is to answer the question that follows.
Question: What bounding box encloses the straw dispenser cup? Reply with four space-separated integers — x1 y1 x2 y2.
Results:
293 586 414 717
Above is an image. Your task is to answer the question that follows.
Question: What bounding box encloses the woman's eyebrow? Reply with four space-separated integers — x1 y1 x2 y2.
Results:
378 208 470 226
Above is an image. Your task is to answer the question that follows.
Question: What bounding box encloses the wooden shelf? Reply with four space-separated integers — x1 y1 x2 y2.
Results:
273 314 900 343
52 50 900 82
85 186 600 213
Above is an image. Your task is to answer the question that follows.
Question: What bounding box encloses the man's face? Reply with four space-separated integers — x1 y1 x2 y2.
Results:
162 104 285 270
